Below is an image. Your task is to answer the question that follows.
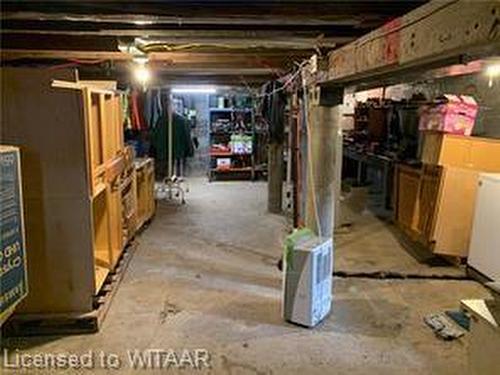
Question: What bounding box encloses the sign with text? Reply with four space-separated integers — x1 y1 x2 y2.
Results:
0 146 28 324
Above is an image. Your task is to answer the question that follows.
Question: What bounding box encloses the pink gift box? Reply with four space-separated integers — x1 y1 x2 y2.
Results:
419 95 478 136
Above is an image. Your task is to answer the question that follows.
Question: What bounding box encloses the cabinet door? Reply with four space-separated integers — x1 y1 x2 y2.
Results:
432 168 478 256
414 165 442 244
395 165 420 237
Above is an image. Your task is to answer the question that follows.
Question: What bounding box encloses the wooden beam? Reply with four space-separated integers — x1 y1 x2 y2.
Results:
325 0 500 85
1 3 422 26
1 1 425 24
1 49 132 61
1 31 347 50
78 69 271 86
1 29 349 39
0 49 307 68
1 11 361 26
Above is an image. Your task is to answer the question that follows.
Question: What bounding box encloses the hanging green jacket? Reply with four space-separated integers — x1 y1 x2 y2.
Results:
151 112 193 161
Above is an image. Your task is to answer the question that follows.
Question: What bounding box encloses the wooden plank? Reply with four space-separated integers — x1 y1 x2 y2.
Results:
52 79 117 95
107 184 124 268
326 0 500 84
78 80 117 91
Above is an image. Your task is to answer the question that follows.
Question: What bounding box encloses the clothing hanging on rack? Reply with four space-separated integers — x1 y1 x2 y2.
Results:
121 90 132 130
151 110 192 164
130 89 146 130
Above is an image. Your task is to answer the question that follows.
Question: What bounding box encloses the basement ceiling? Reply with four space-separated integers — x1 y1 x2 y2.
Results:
1 1 427 86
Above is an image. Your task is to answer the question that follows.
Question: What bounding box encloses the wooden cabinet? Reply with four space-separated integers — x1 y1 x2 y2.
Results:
395 164 478 257
1 68 127 316
397 132 500 258
422 132 500 172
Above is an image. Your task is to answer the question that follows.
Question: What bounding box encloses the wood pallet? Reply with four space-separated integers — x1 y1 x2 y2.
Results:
2 241 138 337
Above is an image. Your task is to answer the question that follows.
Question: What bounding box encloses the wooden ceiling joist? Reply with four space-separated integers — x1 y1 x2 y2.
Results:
0 1 427 82
1 49 304 64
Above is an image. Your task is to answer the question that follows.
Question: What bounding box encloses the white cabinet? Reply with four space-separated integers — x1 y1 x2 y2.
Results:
468 174 500 281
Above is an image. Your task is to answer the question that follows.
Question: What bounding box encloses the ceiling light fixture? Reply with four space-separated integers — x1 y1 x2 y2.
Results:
486 61 500 87
134 64 151 85
171 86 217 94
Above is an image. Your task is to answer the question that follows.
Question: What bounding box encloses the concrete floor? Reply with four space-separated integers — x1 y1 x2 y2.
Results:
336 187 465 277
1 178 491 374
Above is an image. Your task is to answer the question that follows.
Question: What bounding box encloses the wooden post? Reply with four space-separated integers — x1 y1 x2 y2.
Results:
268 142 284 213
333 108 343 229
304 86 342 237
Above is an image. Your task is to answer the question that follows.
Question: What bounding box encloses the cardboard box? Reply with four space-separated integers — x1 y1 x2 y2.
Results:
419 95 478 136
216 158 231 170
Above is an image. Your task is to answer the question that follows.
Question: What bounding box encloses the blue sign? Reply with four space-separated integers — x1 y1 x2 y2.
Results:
0 148 28 322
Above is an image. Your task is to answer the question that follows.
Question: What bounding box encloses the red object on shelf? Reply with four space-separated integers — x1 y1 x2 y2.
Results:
210 151 252 157
213 167 252 172
210 151 232 157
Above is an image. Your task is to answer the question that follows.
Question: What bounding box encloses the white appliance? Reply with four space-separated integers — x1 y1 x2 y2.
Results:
283 234 333 327
468 173 500 282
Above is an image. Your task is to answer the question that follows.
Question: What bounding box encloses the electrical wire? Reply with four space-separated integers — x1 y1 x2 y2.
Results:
47 58 107 70
254 59 310 99
238 58 310 100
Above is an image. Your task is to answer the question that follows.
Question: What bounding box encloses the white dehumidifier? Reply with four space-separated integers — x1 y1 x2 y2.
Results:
282 230 333 327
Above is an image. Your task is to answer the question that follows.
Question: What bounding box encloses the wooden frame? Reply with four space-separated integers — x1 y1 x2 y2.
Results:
135 158 155 229
1 68 128 318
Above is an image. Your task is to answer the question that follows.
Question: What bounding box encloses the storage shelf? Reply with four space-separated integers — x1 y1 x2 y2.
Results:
210 131 253 136
211 167 253 173
210 152 252 157
209 107 252 112
208 94 259 182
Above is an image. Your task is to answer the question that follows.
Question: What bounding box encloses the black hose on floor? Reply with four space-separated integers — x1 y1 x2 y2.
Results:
333 270 470 280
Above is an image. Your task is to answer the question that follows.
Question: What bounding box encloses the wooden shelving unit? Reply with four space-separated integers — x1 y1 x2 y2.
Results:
1 68 141 328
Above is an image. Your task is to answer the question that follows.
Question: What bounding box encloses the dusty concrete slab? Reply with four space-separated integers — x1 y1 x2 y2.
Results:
1 179 490 374
336 187 466 277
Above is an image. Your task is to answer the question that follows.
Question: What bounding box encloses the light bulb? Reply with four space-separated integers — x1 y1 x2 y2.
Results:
134 65 150 84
